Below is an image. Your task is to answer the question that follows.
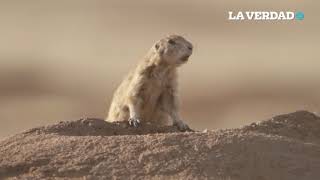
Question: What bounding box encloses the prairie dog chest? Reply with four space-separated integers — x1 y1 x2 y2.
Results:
140 72 172 109
144 75 169 100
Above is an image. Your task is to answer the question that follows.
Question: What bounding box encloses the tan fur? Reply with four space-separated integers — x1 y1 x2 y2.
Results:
106 35 193 130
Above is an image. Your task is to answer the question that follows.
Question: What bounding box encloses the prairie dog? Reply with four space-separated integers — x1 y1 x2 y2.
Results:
106 35 193 131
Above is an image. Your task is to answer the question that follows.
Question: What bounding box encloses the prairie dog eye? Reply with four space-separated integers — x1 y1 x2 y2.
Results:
168 39 176 45
155 44 160 50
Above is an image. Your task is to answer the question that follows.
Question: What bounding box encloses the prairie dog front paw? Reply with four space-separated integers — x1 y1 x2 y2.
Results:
128 118 141 128
174 120 192 132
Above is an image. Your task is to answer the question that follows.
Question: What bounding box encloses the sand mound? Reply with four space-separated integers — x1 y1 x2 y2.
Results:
243 111 320 143
1 111 320 179
23 118 182 136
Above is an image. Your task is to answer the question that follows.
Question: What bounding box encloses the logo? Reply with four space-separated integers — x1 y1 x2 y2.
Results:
295 12 304 20
228 11 304 21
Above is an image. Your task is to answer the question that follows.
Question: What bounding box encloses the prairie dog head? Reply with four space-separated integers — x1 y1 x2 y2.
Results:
153 35 193 66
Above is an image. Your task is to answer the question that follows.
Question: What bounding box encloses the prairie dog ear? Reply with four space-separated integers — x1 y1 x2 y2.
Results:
154 42 164 56
155 43 160 50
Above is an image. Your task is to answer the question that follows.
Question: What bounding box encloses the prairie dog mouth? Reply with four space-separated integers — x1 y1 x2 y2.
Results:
181 55 190 61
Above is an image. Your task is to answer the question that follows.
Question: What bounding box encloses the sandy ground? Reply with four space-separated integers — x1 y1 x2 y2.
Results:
1 110 320 179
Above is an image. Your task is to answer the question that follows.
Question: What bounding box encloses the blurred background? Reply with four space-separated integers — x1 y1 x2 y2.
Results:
0 0 319 138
